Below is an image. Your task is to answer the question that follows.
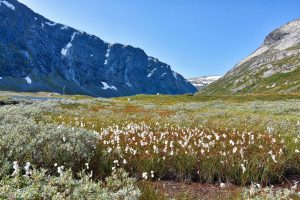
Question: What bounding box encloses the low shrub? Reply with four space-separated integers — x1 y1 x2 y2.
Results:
0 165 140 200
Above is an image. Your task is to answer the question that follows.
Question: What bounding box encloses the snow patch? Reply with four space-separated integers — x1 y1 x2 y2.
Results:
60 25 69 30
61 32 78 56
104 45 111 65
34 17 38 20
41 23 44 28
147 68 157 78
148 57 158 63
0 0 15 10
101 82 117 90
71 32 77 41
172 71 178 79
161 73 167 77
45 21 57 26
105 47 110 57
25 76 32 84
0 77 2 80
126 82 132 87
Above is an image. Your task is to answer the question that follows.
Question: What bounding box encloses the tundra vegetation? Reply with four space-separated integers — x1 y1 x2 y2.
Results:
0 93 299 199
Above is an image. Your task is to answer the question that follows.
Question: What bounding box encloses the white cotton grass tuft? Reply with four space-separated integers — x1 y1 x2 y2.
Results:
150 171 154 178
57 166 64 176
142 172 148 180
268 150 278 163
12 161 19 176
241 164 246 174
233 146 238 153
85 163 89 169
24 162 32 176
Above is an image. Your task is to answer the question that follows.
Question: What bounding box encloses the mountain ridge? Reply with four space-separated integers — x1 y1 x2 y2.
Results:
0 0 197 97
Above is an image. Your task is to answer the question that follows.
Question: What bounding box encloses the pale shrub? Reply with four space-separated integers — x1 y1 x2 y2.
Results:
0 104 99 176
0 167 140 200
241 182 300 200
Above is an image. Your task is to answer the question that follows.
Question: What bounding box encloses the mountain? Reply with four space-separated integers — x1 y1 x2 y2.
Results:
0 0 197 97
202 19 300 95
188 76 221 90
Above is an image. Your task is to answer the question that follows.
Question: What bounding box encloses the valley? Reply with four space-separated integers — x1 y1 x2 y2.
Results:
0 0 300 199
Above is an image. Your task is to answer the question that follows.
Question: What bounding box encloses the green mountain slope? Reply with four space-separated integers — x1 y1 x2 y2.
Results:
202 19 300 95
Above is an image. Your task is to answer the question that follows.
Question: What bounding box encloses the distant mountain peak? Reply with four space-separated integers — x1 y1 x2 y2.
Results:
188 76 222 90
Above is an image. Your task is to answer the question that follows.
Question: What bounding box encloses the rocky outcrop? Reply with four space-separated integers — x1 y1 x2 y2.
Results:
0 0 197 97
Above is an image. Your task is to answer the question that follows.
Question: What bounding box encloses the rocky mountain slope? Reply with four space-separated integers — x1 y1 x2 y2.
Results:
188 76 221 90
0 0 196 97
202 19 300 95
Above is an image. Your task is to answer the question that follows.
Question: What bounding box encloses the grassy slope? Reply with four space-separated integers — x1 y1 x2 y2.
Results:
201 47 300 95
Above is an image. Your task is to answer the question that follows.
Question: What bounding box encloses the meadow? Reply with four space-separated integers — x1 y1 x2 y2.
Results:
0 93 299 199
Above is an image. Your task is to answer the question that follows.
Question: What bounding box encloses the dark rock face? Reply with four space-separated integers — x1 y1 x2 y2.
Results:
0 0 197 97
264 29 288 46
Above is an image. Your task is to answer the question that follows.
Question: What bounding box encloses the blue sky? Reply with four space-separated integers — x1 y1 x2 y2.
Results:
18 0 300 78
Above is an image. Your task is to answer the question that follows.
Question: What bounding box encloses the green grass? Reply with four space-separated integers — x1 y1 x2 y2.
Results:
117 93 300 104
138 182 168 200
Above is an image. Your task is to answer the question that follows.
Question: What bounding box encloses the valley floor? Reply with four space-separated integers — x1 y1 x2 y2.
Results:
0 91 300 199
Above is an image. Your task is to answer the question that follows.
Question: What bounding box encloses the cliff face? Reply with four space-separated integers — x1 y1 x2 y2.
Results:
0 0 197 97
202 19 300 95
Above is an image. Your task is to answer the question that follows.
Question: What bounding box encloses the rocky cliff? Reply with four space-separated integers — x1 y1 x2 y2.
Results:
0 0 197 97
